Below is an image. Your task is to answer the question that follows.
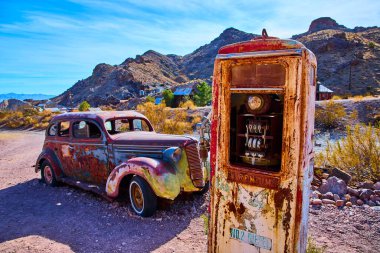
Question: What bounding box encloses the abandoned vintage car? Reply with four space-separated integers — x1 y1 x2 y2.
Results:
35 111 207 216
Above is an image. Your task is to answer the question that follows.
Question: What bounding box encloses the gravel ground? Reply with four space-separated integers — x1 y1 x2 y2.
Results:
0 130 379 253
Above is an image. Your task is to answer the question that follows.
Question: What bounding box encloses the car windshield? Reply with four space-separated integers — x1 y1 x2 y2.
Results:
105 117 152 135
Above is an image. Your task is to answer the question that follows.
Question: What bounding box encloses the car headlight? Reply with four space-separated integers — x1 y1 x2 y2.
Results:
163 147 182 163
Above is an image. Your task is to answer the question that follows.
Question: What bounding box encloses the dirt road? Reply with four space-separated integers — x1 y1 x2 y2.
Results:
0 130 207 253
1 130 379 253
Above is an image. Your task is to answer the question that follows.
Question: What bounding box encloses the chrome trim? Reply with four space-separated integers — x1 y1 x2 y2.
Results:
230 88 284 92
216 49 303 60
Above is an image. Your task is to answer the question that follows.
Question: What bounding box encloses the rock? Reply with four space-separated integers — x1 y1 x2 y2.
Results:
347 187 359 197
371 206 380 211
318 176 347 195
368 200 376 206
323 192 334 200
310 190 321 199
350 196 358 205
336 200 344 207
375 190 380 196
311 199 322 205
322 199 335 205
370 195 380 202
346 201 353 207
333 194 340 201
374 182 380 190
358 181 374 189
344 194 351 202
357 199 364 206
322 173 329 179
359 189 374 200
330 168 352 184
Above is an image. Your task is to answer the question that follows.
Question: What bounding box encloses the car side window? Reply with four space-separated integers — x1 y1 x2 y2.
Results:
73 121 101 139
133 119 150 131
58 121 70 137
48 123 57 136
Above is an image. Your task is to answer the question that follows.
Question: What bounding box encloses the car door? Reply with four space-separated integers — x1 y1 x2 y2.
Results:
55 120 75 177
71 120 109 185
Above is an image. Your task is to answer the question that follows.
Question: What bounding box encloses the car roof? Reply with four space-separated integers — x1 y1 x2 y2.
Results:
52 111 148 122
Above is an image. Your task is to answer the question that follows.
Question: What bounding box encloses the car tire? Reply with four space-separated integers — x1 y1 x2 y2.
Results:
129 176 157 217
195 181 210 195
41 160 58 187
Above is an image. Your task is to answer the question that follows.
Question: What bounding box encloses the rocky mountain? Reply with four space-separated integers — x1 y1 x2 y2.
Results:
54 18 379 106
293 17 380 95
0 93 54 102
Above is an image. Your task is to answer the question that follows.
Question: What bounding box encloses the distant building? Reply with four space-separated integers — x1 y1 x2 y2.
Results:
173 84 196 107
155 97 163 105
316 82 333 100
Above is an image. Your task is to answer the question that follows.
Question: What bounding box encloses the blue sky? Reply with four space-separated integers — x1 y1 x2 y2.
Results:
0 0 379 95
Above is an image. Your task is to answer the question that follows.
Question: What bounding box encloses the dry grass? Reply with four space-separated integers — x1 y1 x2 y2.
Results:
0 108 57 130
315 100 347 129
315 124 380 184
136 102 200 135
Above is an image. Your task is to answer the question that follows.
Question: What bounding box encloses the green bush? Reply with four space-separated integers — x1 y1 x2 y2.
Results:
193 81 212 107
78 101 90 111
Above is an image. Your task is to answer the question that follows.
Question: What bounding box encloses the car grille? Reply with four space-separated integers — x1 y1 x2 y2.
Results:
185 143 204 188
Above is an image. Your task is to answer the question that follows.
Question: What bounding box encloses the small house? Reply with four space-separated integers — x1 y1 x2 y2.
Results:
316 82 333 100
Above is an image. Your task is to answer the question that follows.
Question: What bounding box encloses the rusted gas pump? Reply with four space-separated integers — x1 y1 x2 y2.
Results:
208 30 317 253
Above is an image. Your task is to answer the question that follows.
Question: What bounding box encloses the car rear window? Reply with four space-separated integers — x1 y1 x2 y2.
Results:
73 121 101 139
58 121 70 137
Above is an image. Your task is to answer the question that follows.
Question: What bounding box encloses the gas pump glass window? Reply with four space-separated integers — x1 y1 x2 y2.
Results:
229 93 284 172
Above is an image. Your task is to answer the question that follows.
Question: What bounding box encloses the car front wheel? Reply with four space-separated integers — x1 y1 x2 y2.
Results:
129 176 157 217
41 160 57 186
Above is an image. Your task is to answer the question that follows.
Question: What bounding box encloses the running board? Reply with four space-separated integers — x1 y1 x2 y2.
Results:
60 177 114 202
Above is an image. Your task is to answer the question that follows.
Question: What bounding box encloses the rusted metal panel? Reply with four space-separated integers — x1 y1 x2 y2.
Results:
209 34 316 253
37 111 205 202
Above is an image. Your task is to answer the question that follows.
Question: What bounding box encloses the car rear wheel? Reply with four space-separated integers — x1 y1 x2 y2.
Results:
129 176 157 217
41 160 57 187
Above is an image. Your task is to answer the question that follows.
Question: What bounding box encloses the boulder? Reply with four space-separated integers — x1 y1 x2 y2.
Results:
310 191 321 199
347 187 360 197
358 181 374 190
375 190 380 196
323 192 334 200
350 196 358 205
322 199 335 205
318 176 347 195
346 202 353 207
368 200 376 206
357 199 364 206
330 168 352 184
344 194 351 202
333 194 340 201
311 199 322 205
336 200 344 207
359 189 374 200
373 182 380 191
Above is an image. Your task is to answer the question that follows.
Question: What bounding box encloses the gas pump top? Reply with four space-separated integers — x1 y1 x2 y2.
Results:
218 29 305 54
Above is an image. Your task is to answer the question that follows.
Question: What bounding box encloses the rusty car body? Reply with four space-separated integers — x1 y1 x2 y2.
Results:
208 31 316 252
35 111 207 216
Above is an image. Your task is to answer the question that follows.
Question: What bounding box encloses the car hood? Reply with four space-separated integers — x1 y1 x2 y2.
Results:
110 131 197 148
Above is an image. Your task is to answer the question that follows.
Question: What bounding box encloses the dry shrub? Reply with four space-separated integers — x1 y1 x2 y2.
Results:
136 102 197 135
315 100 346 129
179 100 196 110
0 108 56 130
331 95 342 100
315 124 380 184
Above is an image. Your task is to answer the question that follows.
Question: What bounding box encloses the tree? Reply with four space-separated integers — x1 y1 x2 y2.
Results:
78 101 90 111
193 82 212 107
162 89 174 107
146 96 155 103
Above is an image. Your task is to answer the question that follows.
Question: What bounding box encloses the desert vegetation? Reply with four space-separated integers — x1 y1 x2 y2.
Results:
136 102 201 135
0 107 57 129
315 124 380 184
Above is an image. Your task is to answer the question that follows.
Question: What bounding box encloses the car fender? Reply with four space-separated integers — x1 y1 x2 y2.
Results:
106 157 180 200
35 148 64 179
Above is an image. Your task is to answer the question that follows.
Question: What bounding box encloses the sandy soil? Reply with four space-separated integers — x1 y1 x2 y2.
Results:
0 130 379 253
